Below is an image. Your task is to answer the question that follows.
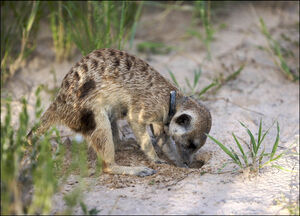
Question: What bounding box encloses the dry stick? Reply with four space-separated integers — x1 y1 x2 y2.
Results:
206 97 265 116
160 167 241 189
206 169 243 175
247 79 265 95
162 166 239 188
250 3 295 81
160 169 198 188
108 195 121 215
216 42 247 60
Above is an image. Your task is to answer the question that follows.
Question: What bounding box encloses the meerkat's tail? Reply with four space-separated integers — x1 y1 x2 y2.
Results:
26 103 58 145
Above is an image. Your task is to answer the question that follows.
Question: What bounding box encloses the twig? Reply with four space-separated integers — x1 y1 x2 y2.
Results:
205 97 265 116
108 195 121 215
159 170 197 188
207 169 242 175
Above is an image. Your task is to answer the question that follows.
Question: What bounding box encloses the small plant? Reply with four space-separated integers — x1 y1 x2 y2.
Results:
188 1 215 60
1 86 63 214
206 119 292 173
148 179 155 185
1 1 41 84
259 18 299 81
204 64 244 97
48 1 73 62
184 67 204 95
63 1 142 56
168 67 214 96
80 201 101 215
1 85 98 214
137 41 174 55
274 193 300 215
168 65 244 99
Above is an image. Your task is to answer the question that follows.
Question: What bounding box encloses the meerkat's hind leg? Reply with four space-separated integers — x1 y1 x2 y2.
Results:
90 112 156 177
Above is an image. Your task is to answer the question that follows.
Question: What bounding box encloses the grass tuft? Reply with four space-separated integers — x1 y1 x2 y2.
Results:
206 119 293 173
259 18 299 81
188 1 215 60
48 2 73 62
1 1 41 84
137 41 174 55
168 64 244 99
0 85 97 214
1 87 61 214
63 1 142 56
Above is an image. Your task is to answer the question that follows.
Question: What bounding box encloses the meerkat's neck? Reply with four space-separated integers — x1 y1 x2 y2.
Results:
165 91 185 125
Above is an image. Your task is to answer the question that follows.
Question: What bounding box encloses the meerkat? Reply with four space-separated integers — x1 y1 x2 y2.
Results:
27 48 211 177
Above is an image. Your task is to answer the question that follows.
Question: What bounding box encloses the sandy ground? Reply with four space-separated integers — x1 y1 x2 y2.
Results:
2 2 299 215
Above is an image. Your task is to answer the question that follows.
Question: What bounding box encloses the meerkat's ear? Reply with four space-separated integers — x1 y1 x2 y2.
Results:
175 113 192 128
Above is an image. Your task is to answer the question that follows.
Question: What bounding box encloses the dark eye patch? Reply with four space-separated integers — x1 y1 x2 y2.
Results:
175 114 191 127
187 139 197 150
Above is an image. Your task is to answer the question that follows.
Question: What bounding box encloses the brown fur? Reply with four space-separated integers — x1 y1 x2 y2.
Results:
27 48 211 176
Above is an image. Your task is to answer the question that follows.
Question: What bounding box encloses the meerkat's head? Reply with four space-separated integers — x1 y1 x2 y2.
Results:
168 96 212 166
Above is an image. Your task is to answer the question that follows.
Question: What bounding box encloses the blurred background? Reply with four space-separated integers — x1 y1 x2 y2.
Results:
1 1 299 215
1 1 298 84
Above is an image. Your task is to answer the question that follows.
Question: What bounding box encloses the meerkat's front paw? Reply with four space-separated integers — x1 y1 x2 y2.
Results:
154 158 167 164
136 167 157 177
147 155 167 164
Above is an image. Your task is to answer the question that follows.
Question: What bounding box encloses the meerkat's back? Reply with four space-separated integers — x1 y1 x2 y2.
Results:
53 48 179 127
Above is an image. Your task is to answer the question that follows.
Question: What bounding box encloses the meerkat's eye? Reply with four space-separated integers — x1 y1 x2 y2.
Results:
175 114 191 128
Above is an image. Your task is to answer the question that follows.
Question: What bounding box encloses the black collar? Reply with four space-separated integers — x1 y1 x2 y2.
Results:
166 90 176 126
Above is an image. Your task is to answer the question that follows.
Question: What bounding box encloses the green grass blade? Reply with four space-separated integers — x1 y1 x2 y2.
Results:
206 134 242 168
271 164 295 172
270 122 280 160
270 139 295 162
258 147 265 167
193 69 202 88
185 77 193 91
259 18 271 39
217 161 230 173
129 2 143 49
197 82 217 97
259 120 276 145
118 1 126 49
26 1 40 34
186 29 203 40
229 146 242 167
270 152 284 162
168 69 180 87
257 118 262 144
239 121 257 155
232 133 248 166
224 64 244 82
261 150 286 168
259 17 298 81
256 118 264 153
